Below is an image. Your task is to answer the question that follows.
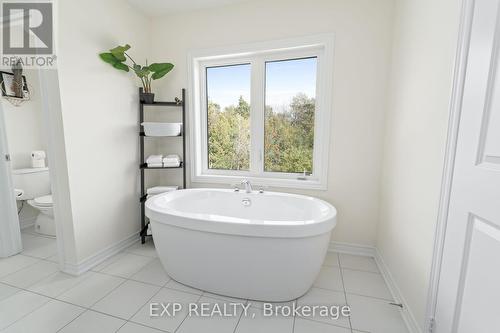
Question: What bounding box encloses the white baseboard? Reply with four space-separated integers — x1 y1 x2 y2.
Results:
328 241 376 257
61 233 138 276
374 249 422 333
329 241 421 333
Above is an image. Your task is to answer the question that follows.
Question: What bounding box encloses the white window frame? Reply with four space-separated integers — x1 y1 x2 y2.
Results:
187 34 334 190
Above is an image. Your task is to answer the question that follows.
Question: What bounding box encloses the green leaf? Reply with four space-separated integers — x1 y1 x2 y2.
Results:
151 68 172 80
134 71 145 78
112 62 129 72
133 66 150 78
150 63 174 80
109 44 130 62
99 52 119 65
149 62 173 72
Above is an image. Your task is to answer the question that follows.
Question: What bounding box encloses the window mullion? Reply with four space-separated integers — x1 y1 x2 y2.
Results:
250 57 265 175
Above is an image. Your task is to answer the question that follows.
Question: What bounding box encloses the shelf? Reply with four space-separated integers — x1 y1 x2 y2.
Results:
139 88 186 244
141 101 182 106
139 222 150 237
140 162 183 169
139 132 182 137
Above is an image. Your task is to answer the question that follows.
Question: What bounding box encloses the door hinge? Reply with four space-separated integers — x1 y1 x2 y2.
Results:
428 317 436 333
4 154 10 161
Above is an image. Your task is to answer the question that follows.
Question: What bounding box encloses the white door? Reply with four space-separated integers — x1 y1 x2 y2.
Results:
0 103 22 257
434 0 500 331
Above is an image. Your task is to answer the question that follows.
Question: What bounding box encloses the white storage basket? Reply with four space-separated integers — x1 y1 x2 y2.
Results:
141 122 182 136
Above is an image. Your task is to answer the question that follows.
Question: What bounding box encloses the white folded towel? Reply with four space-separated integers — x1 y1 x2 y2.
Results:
147 186 179 195
163 161 180 167
146 154 163 164
163 154 180 163
147 162 163 167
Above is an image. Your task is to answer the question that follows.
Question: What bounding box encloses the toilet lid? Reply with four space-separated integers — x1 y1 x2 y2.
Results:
34 195 53 206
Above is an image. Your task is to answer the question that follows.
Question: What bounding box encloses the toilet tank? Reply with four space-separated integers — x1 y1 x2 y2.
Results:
12 167 51 200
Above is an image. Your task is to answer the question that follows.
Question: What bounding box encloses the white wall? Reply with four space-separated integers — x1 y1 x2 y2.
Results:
377 0 461 329
2 70 46 169
1 70 47 228
151 0 395 246
57 0 150 262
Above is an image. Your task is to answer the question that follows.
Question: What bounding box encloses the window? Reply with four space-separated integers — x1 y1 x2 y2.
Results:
264 57 317 174
206 64 251 171
189 35 333 189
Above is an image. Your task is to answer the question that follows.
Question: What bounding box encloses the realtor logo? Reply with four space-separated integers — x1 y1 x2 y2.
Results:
2 2 53 54
1 2 55 68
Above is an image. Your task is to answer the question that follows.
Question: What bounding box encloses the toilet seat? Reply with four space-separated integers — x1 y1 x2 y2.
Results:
33 194 53 207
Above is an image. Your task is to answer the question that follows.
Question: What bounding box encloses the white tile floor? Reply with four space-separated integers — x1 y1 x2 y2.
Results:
0 230 409 333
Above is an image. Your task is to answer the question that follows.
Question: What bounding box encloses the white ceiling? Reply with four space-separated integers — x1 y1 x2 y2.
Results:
127 0 252 17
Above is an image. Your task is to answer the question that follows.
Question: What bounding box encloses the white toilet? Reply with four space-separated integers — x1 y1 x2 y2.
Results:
12 167 56 237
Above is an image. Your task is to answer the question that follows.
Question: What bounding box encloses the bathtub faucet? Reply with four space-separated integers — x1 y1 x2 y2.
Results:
241 179 253 193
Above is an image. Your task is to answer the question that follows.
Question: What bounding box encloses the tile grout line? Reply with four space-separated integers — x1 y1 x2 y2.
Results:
1 254 129 330
2 240 153 288
172 293 204 333
308 280 394 303
124 321 171 333
21 253 57 261
0 270 129 329
0 256 45 280
0 260 59 288
0 242 161 331
297 316 353 331
127 275 171 288
341 267 382 275
54 307 89 333
123 249 158 259
2 273 213 333
336 253 380 274
310 284 345 294
124 283 165 329
90 245 153 273
344 291 395 302
337 252 354 332
91 253 129 273
114 320 129 333
91 254 157 279
19 235 58 259
21 230 55 240
2 276 165 333
2 247 388 332
230 301 246 333
97 257 157 281
0 292 52 331
81 275 130 309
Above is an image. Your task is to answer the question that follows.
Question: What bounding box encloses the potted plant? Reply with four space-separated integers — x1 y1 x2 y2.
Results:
99 44 174 104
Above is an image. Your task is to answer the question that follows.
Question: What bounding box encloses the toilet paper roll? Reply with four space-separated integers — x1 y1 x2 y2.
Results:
31 150 46 160
32 159 46 168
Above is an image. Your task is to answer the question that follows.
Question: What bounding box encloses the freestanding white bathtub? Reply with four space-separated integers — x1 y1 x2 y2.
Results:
145 188 337 301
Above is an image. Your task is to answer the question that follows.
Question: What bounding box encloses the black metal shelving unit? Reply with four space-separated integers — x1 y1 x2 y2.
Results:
139 88 186 243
